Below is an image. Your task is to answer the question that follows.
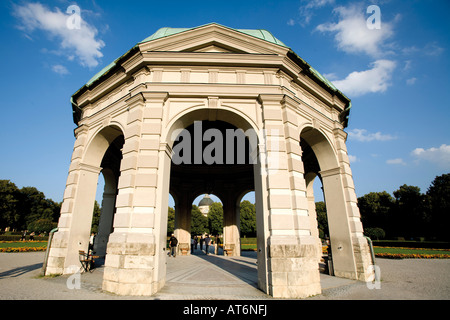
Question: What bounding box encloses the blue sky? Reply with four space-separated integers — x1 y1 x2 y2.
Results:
0 0 449 208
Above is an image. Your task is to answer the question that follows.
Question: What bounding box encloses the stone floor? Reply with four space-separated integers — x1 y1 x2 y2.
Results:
2 247 449 300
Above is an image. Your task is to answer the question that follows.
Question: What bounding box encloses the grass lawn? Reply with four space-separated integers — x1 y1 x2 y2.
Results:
0 241 47 248
2 241 449 258
373 246 450 255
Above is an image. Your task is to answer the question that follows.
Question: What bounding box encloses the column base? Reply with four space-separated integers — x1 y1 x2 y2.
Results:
179 243 190 256
102 233 161 296
352 235 374 281
267 237 322 299
45 230 68 275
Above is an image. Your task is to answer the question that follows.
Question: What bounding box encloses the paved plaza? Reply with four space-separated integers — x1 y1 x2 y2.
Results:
1 249 449 300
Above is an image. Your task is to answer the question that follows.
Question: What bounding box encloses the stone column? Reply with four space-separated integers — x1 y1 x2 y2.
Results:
222 192 241 256
174 190 192 255
333 127 373 281
102 91 169 296
305 172 323 263
46 125 99 274
259 94 321 298
319 167 358 279
94 168 117 257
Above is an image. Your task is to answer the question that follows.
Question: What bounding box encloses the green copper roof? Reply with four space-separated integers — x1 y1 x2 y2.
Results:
139 23 288 47
78 23 347 110
73 23 351 127
83 23 289 88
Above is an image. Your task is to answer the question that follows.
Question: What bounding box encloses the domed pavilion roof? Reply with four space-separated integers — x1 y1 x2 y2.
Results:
198 194 214 207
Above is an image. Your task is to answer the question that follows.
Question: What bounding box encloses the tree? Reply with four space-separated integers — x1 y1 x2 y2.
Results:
315 201 328 238
167 207 175 236
240 200 256 237
208 202 223 236
191 205 208 235
393 184 430 239
357 191 394 236
364 227 386 240
0 180 20 230
427 173 450 240
90 201 101 233
28 218 57 234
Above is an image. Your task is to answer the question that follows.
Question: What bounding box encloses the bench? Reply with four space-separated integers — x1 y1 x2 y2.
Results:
78 250 99 272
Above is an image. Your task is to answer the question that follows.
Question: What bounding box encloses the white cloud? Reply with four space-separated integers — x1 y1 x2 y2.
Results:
52 64 69 75
348 154 358 163
386 158 406 165
315 4 394 57
297 0 335 26
347 128 396 142
406 77 417 85
411 144 450 169
331 59 396 96
13 2 105 68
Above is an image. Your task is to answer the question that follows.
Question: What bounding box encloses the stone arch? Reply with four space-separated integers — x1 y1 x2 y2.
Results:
47 124 125 273
164 106 260 150
162 105 266 277
83 125 124 168
300 126 358 279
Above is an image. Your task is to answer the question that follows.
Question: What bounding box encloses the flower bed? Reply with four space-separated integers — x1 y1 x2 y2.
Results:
375 252 450 259
0 246 47 253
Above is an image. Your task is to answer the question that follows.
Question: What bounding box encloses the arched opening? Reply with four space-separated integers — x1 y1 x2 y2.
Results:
92 135 124 260
163 110 266 292
168 119 257 256
300 127 356 279
62 126 124 271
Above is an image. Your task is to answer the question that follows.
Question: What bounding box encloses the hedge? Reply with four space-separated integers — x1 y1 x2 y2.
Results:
0 235 49 242
372 240 450 249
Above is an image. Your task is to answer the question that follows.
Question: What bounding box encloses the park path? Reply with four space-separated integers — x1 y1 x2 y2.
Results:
1 250 449 300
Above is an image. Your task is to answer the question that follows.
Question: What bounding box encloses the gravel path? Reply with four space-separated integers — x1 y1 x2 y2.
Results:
1 252 449 300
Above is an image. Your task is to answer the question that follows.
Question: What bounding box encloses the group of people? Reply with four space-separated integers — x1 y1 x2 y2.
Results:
20 230 36 241
168 234 221 257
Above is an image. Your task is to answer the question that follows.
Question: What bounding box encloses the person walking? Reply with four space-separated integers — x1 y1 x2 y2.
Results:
191 236 194 254
200 235 204 251
169 234 178 257
204 234 211 255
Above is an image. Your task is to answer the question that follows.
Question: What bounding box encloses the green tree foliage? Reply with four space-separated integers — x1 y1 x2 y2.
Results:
393 184 430 239
27 218 57 234
364 227 386 240
357 191 394 236
167 207 175 236
240 200 256 237
191 204 208 235
90 201 101 234
0 180 20 229
315 201 328 238
208 202 223 236
426 173 450 241
0 180 61 231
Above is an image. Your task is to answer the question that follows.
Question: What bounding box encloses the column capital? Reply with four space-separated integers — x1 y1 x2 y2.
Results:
258 94 285 105
73 124 89 138
141 91 169 104
319 167 341 178
78 162 102 174
333 127 348 141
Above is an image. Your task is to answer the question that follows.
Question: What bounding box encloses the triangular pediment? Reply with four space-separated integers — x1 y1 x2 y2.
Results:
189 42 243 53
138 23 289 56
